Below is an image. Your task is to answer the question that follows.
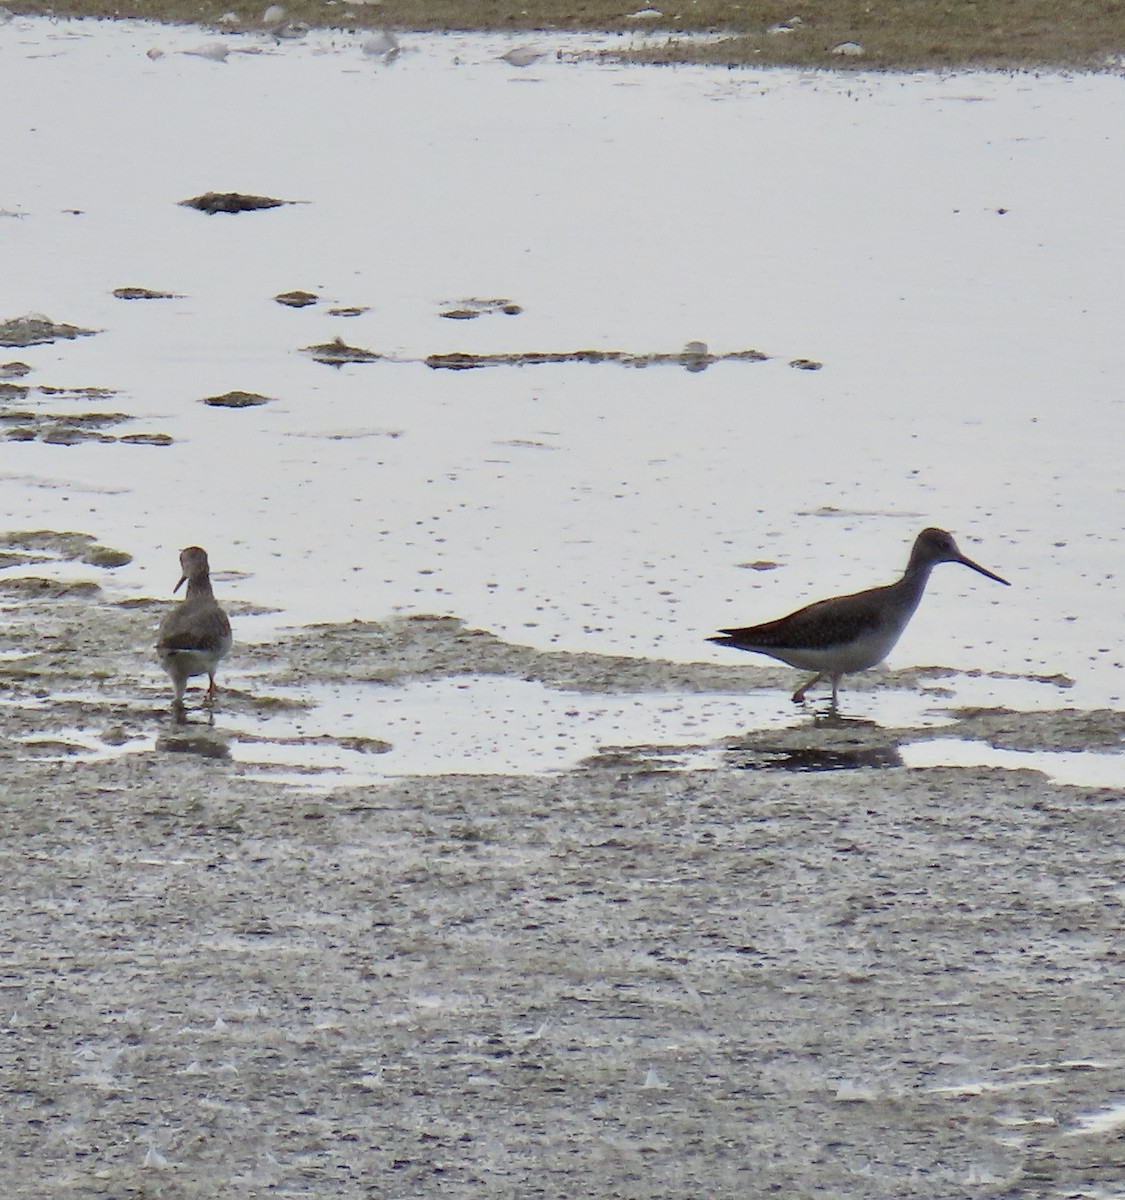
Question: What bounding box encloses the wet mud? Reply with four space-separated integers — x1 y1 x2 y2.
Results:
0 314 98 347
200 390 273 409
113 286 182 300
0 378 173 446
1 550 1123 1196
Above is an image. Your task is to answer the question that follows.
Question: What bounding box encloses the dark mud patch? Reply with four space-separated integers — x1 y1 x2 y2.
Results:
729 740 907 772
943 706 1125 754
0 575 103 598
425 344 770 371
1 385 172 445
439 297 523 319
275 289 319 308
201 389 273 408
0 529 132 568
0 409 168 445
179 190 303 214
113 285 182 300
2 411 128 444
0 313 98 346
717 716 908 771
302 336 382 366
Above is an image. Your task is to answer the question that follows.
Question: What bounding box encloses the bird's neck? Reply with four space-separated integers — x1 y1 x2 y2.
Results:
185 576 214 602
895 559 934 615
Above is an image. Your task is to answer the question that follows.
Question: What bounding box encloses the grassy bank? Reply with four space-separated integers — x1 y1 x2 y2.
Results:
9 0 1125 69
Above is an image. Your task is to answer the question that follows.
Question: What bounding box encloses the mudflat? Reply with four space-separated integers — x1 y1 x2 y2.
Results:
3 587 1123 1195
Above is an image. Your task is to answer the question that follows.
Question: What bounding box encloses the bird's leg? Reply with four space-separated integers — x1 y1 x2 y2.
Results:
829 675 841 711
205 673 218 703
792 674 824 703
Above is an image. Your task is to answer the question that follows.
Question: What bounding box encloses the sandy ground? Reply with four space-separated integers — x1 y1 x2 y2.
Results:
2 584 1124 1197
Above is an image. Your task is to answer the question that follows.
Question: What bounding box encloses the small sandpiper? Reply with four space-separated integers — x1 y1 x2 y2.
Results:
156 546 232 715
709 527 1009 707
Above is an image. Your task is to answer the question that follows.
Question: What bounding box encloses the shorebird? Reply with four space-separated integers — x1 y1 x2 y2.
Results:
709 527 1009 707
156 546 232 714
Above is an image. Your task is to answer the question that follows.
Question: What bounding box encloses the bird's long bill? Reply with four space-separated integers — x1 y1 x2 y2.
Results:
956 553 1010 586
172 574 187 594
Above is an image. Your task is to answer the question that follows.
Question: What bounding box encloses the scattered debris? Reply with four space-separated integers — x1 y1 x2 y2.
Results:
0 315 98 347
439 297 523 319
201 390 273 408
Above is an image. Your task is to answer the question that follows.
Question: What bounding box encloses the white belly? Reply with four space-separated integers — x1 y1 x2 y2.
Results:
761 625 904 675
159 636 232 680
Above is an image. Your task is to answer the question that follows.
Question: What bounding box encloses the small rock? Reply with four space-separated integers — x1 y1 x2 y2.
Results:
831 41 864 56
789 357 823 370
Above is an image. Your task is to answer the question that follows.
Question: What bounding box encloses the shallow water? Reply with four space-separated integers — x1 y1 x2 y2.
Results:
1 18 1123 791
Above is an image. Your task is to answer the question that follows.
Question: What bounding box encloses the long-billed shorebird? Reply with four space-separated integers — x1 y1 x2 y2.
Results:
156 546 232 714
709 527 1009 707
